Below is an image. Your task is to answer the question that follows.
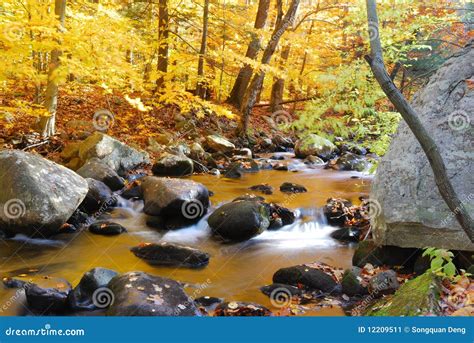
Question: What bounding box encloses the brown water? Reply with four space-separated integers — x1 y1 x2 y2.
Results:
0 153 372 316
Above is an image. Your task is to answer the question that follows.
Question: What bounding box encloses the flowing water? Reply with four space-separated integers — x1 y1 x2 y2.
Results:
0 153 372 316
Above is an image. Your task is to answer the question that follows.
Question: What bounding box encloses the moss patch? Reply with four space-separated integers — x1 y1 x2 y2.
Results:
365 272 441 316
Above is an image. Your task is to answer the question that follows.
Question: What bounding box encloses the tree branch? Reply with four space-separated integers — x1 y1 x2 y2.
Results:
365 0 474 242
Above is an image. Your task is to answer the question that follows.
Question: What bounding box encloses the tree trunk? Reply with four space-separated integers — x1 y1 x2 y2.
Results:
156 0 169 90
38 0 66 138
269 44 291 112
240 0 300 136
227 0 271 107
196 0 210 99
365 0 474 242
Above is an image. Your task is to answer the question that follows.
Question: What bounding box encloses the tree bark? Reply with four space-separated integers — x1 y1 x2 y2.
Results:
196 0 210 99
226 0 271 107
156 0 169 90
365 0 474 242
38 0 66 138
240 0 300 136
269 44 291 112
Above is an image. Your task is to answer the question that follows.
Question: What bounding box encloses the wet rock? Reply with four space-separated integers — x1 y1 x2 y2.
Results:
76 158 125 191
141 177 209 225
249 184 274 195
89 222 127 236
121 183 142 200
329 152 369 172
267 203 296 230
69 267 119 310
152 153 194 177
323 198 353 227
337 142 367 156
294 134 336 160
341 267 367 296
81 178 116 213
330 227 360 243
214 301 271 316
273 264 338 293
131 242 210 268
67 209 89 230
304 155 325 167
279 182 307 193
205 135 235 153
189 142 206 160
368 270 400 296
270 155 285 160
107 271 200 316
208 200 270 242
0 150 88 237
272 135 293 150
224 160 259 178
25 278 72 314
73 132 150 176
2 277 28 289
272 163 289 171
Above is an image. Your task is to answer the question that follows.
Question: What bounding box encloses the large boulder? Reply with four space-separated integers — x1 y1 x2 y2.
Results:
141 177 209 228
107 271 200 316
371 44 474 251
273 264 338 293
65 132 150 176
294 134 336 160
0 150 88 237
205 135 235 153
80 178 116 213
208 200 270 242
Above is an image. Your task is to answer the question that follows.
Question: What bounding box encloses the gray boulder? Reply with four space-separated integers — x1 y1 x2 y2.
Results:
294 134 336 160
107 271 200 316
0 150 88 237
68 132 150 176
371 44 474 251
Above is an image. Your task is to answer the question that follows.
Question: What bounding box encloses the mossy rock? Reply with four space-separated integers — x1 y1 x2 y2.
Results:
365 272 441 316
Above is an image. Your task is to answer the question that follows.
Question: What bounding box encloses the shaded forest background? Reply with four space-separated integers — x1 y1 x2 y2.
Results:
0 0 472 157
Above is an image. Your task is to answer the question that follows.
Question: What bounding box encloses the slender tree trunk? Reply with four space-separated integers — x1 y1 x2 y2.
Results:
196 0 210 98
269 44 291 112
227 0 271 107
365 0 474 242
38 0 66 138
240 0 300 136
156 0 169 90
